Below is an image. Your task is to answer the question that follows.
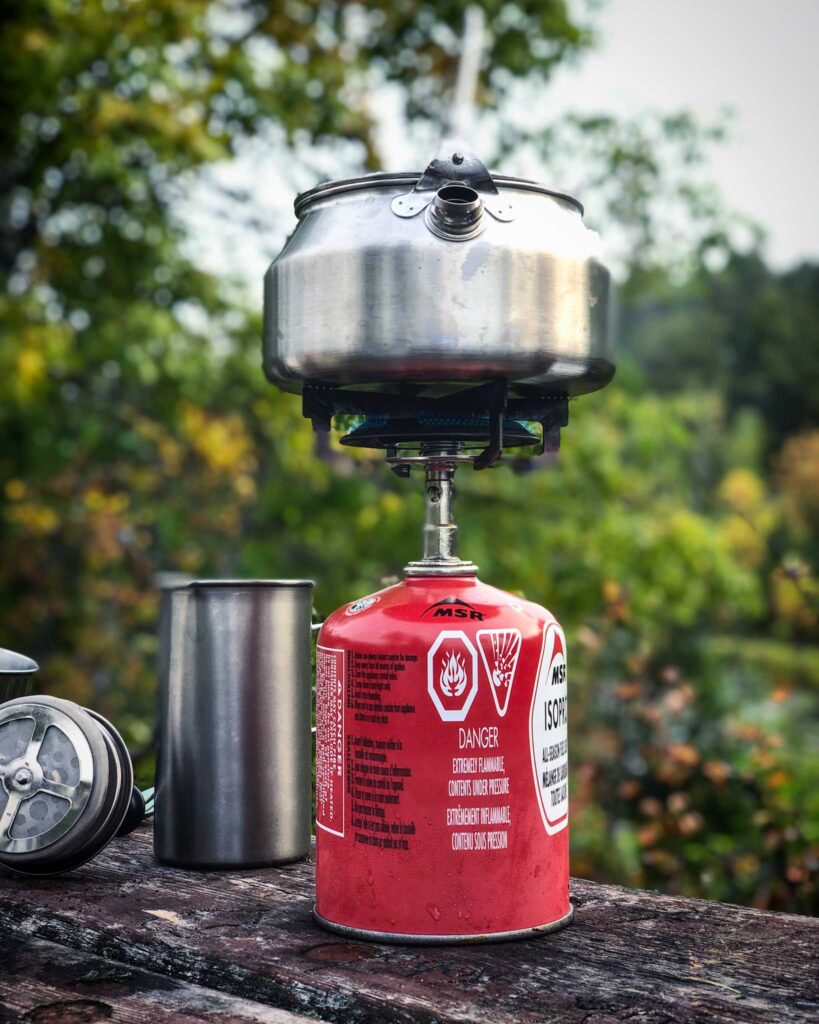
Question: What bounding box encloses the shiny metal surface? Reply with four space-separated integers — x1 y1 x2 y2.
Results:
155 580 314 868
404 460 477 578
0 702 94 855
0 696 133 875
0 647 39 702
264 163 613 398
293 171 583 216
153 571 193 708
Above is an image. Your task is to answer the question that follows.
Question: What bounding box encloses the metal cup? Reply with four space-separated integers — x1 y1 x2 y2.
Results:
0 648 39 703
153 571 193 696
154 580 314 868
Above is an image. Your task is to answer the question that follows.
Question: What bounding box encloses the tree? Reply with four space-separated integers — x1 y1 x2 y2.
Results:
619 252 819 450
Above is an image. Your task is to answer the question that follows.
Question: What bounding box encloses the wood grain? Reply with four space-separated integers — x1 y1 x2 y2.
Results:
0 825 816 1024
0 934 315 1024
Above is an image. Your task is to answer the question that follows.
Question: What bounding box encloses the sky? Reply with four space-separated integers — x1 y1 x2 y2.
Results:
545 0 819 268
188 0 819 282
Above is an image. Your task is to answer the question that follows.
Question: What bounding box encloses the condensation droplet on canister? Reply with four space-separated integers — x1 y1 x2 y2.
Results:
426 903 441 922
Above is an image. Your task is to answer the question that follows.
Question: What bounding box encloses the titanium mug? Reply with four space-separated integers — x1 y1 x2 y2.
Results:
154 579 314 868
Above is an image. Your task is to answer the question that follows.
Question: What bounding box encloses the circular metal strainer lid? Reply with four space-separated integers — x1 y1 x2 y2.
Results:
0 702 94 854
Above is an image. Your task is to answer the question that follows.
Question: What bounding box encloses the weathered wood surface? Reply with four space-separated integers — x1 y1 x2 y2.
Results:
0 824 816 1024
0 934 312 1024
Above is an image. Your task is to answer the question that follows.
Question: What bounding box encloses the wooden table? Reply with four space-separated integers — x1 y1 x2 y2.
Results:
0 824 816 1023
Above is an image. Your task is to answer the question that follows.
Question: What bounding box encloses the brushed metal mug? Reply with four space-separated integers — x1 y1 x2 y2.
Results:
0 648 39 702
154 580 314 868
153 571 193 703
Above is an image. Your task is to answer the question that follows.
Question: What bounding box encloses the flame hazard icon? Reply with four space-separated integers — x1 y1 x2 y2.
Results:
440 651 468 697
428 631 478 721
477 629 522 717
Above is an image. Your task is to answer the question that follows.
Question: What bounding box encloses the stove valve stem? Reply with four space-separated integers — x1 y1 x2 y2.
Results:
406 462 477 577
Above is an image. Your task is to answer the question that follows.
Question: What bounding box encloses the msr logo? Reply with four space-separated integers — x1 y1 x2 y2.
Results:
421 597 485 621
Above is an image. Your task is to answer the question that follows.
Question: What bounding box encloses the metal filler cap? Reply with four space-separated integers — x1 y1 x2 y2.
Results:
0 696 134 875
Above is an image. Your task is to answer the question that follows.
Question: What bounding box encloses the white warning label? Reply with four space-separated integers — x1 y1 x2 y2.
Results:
529 622 569 835
316 645 345 837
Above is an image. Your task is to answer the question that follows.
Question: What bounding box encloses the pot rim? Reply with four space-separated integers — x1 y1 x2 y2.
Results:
294 172 584 218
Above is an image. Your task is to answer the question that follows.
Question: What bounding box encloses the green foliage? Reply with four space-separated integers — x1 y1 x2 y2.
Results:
621 254 819 449
0 0 816 915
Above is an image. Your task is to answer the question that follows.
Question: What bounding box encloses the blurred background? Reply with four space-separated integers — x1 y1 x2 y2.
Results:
1 0 816 913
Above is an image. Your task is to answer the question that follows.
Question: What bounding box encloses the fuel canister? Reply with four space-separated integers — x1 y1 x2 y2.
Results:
314 574 570 943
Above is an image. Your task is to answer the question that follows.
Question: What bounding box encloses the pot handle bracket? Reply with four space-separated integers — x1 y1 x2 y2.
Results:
390 151 515 222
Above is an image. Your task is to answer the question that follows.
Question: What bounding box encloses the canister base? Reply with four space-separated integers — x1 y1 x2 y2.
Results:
312 904 574 945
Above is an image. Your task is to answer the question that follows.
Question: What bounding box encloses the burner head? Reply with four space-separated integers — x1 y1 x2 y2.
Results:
340 414 540 451
303 380 569 469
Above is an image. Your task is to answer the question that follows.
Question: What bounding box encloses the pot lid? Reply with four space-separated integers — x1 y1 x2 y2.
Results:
294 170 584 218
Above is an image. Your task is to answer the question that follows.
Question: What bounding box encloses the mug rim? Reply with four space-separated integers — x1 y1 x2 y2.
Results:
186 579 313 589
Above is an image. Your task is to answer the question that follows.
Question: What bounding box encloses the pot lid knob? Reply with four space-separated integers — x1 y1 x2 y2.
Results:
391 150 515 225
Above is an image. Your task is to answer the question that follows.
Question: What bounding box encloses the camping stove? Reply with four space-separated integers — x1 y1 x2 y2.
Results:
263 146 613 942
309 392 572 942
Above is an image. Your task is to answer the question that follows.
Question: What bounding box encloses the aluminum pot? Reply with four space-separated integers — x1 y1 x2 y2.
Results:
263 150 613 399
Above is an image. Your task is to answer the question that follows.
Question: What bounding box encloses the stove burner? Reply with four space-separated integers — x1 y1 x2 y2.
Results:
340 415 540 451
303 380 569 470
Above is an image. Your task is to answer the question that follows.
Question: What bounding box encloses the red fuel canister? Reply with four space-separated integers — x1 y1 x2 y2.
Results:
314 573 571 943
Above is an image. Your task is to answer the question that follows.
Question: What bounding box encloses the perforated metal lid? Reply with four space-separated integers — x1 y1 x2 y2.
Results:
0 702 93 854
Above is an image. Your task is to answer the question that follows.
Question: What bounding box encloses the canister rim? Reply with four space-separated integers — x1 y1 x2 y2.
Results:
294 172 584 217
